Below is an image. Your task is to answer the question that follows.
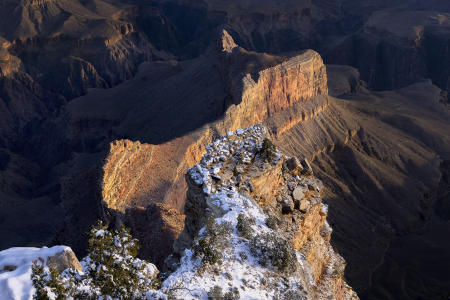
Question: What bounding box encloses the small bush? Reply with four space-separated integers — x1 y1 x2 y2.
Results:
207 286 239 300
249 233 297 274
206 217 232 241
194 238 222 265
224 287 240 300
31 221 157 299
207 285 223 300
194 218 232 265
31 263 70 300
239 252 248 261
265 215 278 230
259 138 277 163
237 213 254 240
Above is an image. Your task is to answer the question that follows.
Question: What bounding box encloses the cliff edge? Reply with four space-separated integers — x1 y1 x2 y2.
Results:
164 125 357 299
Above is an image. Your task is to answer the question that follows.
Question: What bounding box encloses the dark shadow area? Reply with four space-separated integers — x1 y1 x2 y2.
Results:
124 204 185 270
317 129 450 300
362 160 450 300
0 1 450 299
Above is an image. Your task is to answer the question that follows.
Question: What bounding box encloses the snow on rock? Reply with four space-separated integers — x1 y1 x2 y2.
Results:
0 124 358 300
0 246 76 300
161 125 310 299
161 124 358 299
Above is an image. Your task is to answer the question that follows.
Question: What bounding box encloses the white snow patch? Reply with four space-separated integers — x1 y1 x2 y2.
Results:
0 246 71 300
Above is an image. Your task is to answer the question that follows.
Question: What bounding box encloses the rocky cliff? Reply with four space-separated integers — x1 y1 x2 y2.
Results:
97 32 328 215
223 47 328 130
1 1 450 299
271 73 450 298
163 125 357 299
62 31 450 299
0 126 358 299
91 39 330 270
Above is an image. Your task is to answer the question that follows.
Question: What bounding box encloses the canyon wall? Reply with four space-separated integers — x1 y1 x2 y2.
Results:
99 34 329 214
94 39 331 269
1 2 449 298
223 48 328 130
271 73 450 298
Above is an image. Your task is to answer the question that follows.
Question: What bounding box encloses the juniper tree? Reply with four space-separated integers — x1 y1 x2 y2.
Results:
31 221 158 299
82 220 153 299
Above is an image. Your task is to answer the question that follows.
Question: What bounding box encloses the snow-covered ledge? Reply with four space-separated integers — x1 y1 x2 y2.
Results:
0 246 80 300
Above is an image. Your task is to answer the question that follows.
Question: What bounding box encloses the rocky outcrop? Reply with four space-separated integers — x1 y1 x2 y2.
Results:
0 126 358 300
169 125 357 299
45 248 82 273
90 40 329 268
92 32 327 212
0 38 22 77
222 46 328 130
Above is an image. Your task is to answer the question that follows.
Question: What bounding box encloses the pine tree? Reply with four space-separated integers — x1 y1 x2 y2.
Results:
82 221 153 299
31 220 158 299
31 262 71 300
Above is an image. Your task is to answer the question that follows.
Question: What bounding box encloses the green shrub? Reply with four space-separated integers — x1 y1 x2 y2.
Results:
207 286 239 300
237 213 254 240
82 221 151 298
31 263 70 300
265 215 278 230
194 218 232 265
207 285 223 300
259 138 277 163
194 238 222 265
249 233 297 274
224 287 240 300
31 221 157 300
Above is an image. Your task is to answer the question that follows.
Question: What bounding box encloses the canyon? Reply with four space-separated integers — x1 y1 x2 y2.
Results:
0 0 449 299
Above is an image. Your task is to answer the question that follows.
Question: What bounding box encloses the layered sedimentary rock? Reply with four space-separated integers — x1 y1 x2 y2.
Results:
272 72 450 298
90 39 330 268
168 125 357 299
95 32 328 213
223 48 328 129
1 2 450 298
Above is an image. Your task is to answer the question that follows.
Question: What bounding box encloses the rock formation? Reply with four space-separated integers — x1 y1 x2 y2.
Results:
0 127 358 299
0 1 449 299
164 125 358 299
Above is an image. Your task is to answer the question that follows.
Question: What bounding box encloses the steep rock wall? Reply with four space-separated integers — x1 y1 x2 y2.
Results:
223 48 328 130
97 43 330 267
100 40 329 216
272 77 450 298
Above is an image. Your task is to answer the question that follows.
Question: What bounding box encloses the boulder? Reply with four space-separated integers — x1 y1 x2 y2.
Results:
299 200 310 213
46 248 82 272
286 157 304 175
282 197 295 214
293 186 305 201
